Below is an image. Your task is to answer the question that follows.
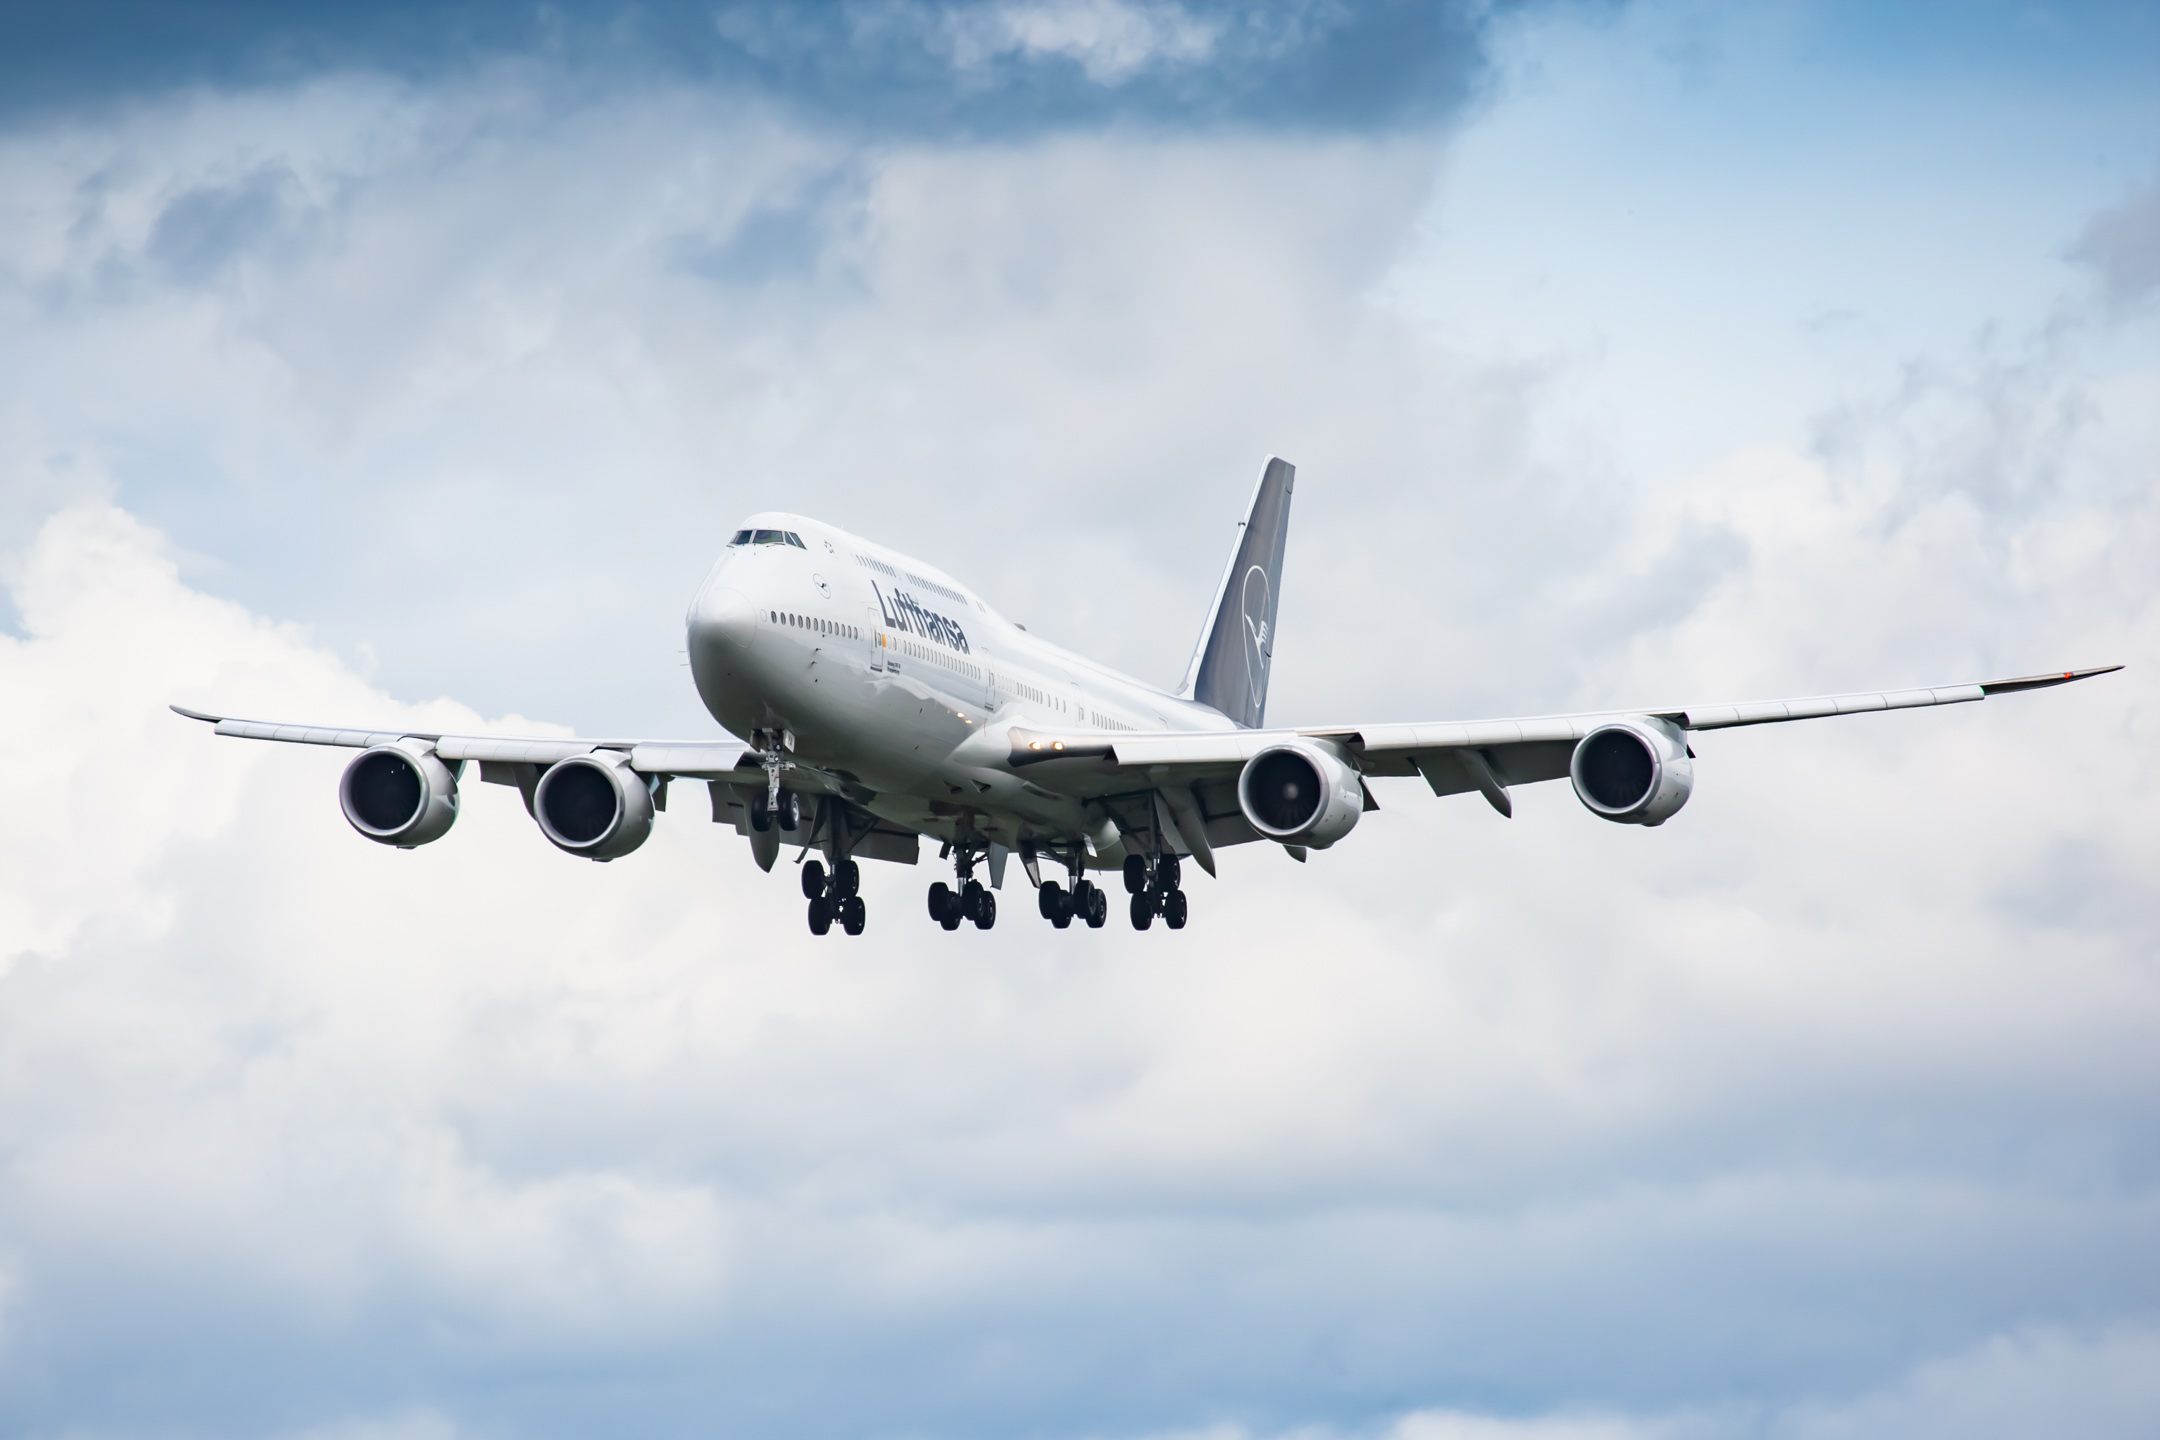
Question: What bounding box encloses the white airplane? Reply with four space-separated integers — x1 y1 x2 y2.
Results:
176 458 2118 936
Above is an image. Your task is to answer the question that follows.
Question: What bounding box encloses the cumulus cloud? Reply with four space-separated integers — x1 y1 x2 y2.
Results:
0 2 2157 1437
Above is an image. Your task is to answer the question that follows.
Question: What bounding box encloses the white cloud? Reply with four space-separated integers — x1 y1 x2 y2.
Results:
946 2 1221 84
0 3 2156 1435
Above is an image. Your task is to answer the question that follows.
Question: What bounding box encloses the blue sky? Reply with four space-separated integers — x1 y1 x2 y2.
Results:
0 3 2157 1438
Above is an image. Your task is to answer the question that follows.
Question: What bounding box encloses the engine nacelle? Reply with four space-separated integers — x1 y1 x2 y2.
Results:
1569 717 1693 826
533 750 655 860
1236 741 1364 849
340 740 460 847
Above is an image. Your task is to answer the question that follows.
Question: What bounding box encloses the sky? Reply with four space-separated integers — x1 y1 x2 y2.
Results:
0 2 2157 1437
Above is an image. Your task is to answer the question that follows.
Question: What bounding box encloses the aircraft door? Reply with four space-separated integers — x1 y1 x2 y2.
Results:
864 605 885 671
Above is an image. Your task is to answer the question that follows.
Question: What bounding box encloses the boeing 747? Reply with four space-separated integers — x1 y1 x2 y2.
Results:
175 459 2118 935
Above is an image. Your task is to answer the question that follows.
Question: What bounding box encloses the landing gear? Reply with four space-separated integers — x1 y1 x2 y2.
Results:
1128 854 1187 931
929 881 962 930
1040 880 1072 929
751 787 800 833
928 849 998 930
1082 881 1107 928
803 855 864 935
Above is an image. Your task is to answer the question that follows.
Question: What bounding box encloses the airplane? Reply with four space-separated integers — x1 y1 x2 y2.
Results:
174 458 2119 937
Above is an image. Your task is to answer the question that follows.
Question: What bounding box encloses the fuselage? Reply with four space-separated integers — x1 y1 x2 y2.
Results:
685 512 1237 861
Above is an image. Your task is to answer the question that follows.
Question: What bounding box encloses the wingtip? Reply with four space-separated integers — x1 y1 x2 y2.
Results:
169 704 221 722
1979 664 2124 696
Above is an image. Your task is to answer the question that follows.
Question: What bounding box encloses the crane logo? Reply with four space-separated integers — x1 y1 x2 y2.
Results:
1240 565 1272 710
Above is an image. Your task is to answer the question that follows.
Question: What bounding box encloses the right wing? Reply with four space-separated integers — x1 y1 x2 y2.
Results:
169 704 753 778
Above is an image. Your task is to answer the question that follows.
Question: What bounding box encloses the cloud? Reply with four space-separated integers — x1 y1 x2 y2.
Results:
0 0 1491 135
0 3 2157 1437
2072 177 2160 311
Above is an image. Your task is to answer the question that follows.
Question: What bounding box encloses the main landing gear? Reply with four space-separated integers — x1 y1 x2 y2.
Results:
1037 862 1108 930
1125 853 1187 931
927 848 997 931
803 856 865 936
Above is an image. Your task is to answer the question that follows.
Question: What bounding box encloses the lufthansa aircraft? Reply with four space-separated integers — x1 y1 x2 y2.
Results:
176 459 2118 936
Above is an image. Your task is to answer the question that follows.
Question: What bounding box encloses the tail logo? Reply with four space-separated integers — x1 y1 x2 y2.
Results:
1240 565 1272 710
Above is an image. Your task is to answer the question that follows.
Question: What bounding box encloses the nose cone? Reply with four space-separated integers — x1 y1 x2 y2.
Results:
691 584 757 653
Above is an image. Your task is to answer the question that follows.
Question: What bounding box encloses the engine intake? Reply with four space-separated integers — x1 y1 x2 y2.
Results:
1236 741 1363 848
1569 718 1693 826
340 741 460 847
533 751 655 860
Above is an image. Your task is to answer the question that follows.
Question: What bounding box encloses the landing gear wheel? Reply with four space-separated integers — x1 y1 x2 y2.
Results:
777 790 801 832
929 882 956 927
841 895 866 935
802 860 827 899
1153 855 1180 892
1038 880 1066 921
807 895 833 935
973 889 997 930
1083 883 1107 929
750 790 772 832
1123 855 1148 894
1130 893 1153 930
1163 888 1188 930
833 858 860 898
961 879 987 923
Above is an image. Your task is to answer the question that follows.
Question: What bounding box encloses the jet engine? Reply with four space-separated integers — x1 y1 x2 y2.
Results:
1569 717 1693 826
532 750 655 860
339 740 460 848
1236 741 1363 848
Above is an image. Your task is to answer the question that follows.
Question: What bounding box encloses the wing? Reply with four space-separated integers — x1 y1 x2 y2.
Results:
989 666 2122 865
169 704 754 778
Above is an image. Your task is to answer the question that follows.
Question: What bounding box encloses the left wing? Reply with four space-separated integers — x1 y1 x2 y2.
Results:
988 666 2121 866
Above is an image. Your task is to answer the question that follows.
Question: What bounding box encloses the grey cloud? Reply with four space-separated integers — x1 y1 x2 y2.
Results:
0 0 1495 137
149 165 319 284
2071 179 2160 310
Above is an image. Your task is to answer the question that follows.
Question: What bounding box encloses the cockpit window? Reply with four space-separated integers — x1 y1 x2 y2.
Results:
729 529 753 546
785 532 807 549
753 529 785 545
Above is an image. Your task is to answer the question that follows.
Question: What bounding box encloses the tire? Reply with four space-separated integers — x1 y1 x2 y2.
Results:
1130 893 1153 930
1085 884 1107 929
835 859 860 897
807 895 833 935
777 790 801 832
1038 880 1065 920
941 912 962 932
928 882 953 924
750 790 772 832
962 880 986 923
1163 888 1187 930
974 889 997 930
1154 855 1180 892
802 860 827 899
1123 855 1148 894
841 895 866 935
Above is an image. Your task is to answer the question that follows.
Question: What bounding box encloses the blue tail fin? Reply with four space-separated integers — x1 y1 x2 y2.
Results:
1179 457 1295 729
